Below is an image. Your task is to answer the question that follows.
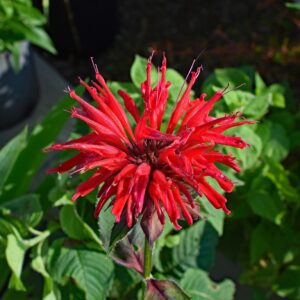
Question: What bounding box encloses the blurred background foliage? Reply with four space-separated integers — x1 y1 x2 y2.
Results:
0 0 300 299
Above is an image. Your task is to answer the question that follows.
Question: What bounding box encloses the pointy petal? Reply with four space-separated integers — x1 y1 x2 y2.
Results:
47 153 85 173
202 132 250 148
166 68 201 134
72 171 111 201
133 163 151 217
199 178 231 214
118 90 140 122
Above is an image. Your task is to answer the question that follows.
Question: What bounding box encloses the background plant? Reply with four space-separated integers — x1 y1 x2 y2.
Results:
0 56 299 299
0 0 56 70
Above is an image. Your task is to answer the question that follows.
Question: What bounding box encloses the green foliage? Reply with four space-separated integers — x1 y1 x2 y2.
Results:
0 0 56 70
181 268 235 300
202 67 300 299
50 248 114 300
0 56 299 299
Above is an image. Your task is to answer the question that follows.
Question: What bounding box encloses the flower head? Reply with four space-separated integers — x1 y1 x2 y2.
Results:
47 54 254 231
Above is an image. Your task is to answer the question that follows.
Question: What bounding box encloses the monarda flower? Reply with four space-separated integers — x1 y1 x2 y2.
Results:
47 54 253 233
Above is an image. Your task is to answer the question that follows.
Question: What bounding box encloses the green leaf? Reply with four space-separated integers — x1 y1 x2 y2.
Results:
263 160 299 203
201 194 224 236
243 94 270 119
7 20 56 54
2 84 85 199
222 90 253 112
60 204 102 247
286 2 300 10
276 266 300 298
5 234 27 291
0 127 27 198
214 68 251 91
13 2 46 26
247 190 284 224
110 265 141 299
250 223 270 263
31 255 57 300
254 72 266 95
157 220 218 275
166 68 186 102
51 248 114 300
1 194 43 227
130 55 158 88
181 268 235 300
146 279 190 300
267 84 286 108
259 122 290 162
227 126 262 170
98 202 132 252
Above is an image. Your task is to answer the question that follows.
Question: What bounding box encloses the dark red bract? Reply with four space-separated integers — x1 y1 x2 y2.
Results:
47 55 254 230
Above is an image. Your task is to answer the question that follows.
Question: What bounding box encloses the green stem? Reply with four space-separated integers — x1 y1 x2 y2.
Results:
143 237 152 279
142 236 152 299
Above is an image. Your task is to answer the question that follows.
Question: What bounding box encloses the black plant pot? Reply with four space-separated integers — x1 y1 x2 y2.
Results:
0 42 39 130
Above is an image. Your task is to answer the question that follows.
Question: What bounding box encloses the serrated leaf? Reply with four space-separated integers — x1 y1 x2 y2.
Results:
51 248 114 300
146 279 190 300
157 220 218 275
98 202 132 252
60 204 101 247
181 268 235 300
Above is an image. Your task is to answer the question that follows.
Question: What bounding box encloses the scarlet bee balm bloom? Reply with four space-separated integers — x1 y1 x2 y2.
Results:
47 54 253 231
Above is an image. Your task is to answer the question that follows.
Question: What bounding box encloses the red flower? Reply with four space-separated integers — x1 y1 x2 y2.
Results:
47 54 254 230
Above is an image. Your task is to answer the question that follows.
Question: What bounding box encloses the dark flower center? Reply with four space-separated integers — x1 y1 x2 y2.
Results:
128 139 172 167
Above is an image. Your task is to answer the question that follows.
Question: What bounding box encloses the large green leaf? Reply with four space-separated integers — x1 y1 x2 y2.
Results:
181 268 235 300
0 127 27 197
247 190 284 224
51 248 114 300
2 84 84 199
60 204 102 247
157 220 218 275
258 122 290 162
243 94 270 120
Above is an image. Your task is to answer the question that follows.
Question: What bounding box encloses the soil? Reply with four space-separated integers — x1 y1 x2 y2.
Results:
41 0 300 102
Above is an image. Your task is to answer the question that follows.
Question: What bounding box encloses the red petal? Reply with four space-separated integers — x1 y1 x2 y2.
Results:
47 153 85 174
133 163 151 217
166 68 201 134
118 90 140 123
